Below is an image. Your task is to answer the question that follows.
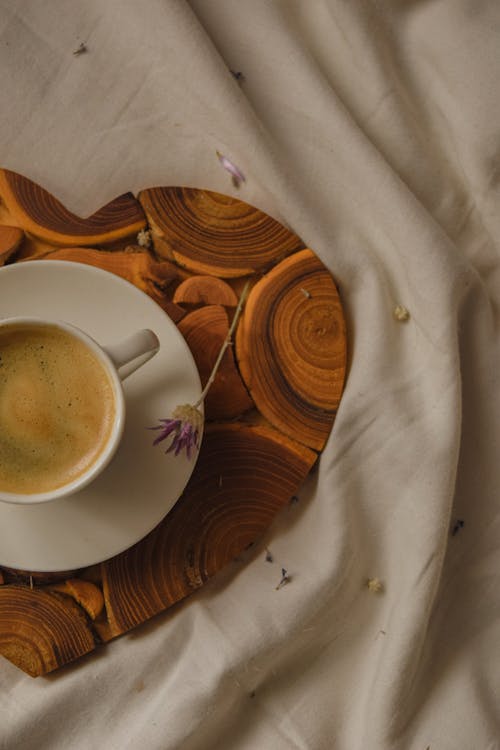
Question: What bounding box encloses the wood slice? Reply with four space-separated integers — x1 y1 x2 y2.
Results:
41 247 186 323
0 567 77 585
173 275 238 307
0 170 146 246
0 178 347 677
0 586 96 677
48 579 104 620
139 187 304 277
101 423 316 635
0 225 24 264
236 249 347 451
177 305 254 420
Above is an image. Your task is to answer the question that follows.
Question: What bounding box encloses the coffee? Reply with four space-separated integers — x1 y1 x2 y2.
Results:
0 322 116 494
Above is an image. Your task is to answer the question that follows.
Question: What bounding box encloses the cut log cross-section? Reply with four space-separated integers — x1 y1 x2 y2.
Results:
101 423 316 635
173 275 238 307
139 187 305 277
0 176 347 678
0 586 96 677
0 169 146 246
236 249 347 451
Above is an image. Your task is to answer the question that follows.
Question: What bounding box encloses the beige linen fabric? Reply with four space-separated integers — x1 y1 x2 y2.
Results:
1 1 499 748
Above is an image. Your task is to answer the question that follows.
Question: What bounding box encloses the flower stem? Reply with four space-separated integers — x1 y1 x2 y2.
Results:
194 280 251 409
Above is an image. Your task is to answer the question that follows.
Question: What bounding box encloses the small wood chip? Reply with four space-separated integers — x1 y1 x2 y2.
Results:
393 304 410 322
137 228 152 248
173 275 238 307
366 577 384 594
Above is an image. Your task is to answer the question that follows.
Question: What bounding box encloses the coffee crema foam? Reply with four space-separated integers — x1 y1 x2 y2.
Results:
0 323 116 494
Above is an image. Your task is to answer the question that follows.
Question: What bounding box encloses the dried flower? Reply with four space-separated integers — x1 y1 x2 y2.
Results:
393 304 410 322
137 228 152 248
216 150 246 188
276 568 291 590
73 42 87 56
149 404 203 458
150 281 250 459
366 577 384 594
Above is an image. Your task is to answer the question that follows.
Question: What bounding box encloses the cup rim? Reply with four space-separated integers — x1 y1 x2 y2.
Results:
0 316 125 505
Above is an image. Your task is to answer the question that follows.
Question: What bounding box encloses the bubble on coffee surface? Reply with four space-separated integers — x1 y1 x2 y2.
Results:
0 323 116 494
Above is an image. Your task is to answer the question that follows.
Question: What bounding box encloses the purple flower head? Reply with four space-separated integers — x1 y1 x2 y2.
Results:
216 150 246 188
149 404 203 460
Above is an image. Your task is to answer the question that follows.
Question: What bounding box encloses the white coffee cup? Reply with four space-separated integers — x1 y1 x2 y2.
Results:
0 317 159 505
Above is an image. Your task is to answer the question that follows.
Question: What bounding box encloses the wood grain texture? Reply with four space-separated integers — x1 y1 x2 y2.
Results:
139 187 304 277
178 305 254 420
0 180 347 677
0 225 24 264
0 170 146 246
173 275 238 307
49 579 104 620
236 249 347 451
0 586 96 677
101 423 316 635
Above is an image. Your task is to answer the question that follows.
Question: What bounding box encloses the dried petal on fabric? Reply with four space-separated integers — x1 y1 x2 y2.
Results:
366 577 384 594
216 150 246 188
73 42 87 56
393 304 410 322
276 568 291 590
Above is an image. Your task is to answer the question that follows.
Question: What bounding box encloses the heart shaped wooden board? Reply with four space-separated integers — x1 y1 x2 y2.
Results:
0 171 346 677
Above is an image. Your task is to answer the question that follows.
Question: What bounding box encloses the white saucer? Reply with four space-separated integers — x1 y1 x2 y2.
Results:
0 260 202 571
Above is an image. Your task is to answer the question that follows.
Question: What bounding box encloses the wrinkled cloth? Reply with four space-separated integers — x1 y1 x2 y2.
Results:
1 1 499 749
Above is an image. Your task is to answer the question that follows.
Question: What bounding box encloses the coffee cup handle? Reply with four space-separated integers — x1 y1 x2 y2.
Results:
103 329 160 381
